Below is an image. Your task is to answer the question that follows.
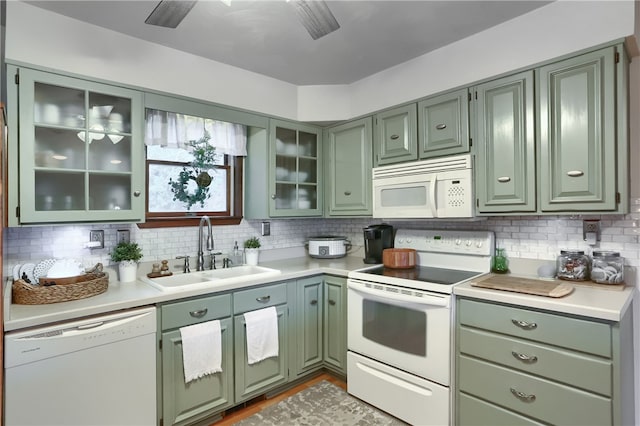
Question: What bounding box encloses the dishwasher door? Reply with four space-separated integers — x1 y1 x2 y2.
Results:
5 306 157 426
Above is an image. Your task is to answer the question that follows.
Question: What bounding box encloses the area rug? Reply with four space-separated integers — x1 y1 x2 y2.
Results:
233 380 407 425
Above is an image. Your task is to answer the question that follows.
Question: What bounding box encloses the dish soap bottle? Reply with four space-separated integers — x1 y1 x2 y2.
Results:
233 241 242 266
492 248 509 274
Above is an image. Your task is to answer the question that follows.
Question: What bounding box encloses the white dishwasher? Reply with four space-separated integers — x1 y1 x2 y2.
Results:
4 306 157 426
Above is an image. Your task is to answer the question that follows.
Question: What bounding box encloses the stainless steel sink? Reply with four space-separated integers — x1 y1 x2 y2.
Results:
141 265 281 292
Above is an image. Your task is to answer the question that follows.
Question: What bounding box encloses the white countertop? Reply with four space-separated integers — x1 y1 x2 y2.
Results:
5 252 635 331
454 278 635 322
4 254 369 332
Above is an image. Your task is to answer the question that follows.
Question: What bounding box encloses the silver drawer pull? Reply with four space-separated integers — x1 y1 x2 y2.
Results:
328 299 336 306
497 176 511 183
435 123 447 130
344 191 351 196
310 299 318 305
511 351 538 364
510 387 536 402
256 295 271 303
390 134 399 140
511 319 537 330
567 170 584 177
189 308 208 318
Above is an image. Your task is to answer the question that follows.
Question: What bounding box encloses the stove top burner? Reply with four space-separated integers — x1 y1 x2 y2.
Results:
361 265 481 286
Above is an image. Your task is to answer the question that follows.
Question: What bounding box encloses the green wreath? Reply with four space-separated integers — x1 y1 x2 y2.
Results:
168 131 217 210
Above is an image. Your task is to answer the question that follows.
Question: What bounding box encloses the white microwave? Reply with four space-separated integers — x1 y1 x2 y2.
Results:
372 154 474 218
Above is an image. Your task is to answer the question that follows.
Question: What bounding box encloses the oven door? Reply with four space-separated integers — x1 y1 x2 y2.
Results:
347 278 451 386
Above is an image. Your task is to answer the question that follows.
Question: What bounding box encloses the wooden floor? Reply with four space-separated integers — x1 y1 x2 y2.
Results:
213 373 347 425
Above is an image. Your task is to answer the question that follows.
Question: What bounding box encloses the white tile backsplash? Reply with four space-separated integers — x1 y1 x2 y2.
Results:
4 215 639 284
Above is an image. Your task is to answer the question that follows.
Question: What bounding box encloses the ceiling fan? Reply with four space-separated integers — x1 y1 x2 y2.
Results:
145 0 340 40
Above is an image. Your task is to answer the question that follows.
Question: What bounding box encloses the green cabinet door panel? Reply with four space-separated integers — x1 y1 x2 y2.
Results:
374 104 418 165
8 65 145 225
324 117 373 216
418 88 470 159
294 276 324 376
475 71 536 213
537 46 617 211
234 304 288 402
459 393 545 426
161 318 234 426
323 276 347 374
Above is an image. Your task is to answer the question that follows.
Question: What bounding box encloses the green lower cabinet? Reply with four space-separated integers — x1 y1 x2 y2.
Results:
161 317 234 426
234 304 289 403
323 276 347 375
293 276 324 377
456 297 634 426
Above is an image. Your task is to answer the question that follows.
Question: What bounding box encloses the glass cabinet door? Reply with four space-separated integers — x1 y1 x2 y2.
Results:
13 67 144 224
270 120 322 216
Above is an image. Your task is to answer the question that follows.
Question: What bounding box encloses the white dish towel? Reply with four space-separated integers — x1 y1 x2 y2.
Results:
244 306 279 365
179 320 222 383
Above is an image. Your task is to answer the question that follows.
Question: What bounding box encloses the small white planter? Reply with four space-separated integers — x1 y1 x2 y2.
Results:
118 260 138 282
245 248 260 266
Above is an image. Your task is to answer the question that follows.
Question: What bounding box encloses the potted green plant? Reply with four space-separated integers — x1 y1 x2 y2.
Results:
110 241 143 282
243 237 261 266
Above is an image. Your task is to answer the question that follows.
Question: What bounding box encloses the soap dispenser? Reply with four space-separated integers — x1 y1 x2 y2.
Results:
233 241 242 265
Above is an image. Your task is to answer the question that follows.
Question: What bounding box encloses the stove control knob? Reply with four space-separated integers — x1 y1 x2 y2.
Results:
476 241 483 248
455 238 462 245
466 240 472 246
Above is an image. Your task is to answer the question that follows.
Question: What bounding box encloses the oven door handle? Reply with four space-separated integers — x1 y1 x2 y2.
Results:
429 174 438 217
348 280 449 308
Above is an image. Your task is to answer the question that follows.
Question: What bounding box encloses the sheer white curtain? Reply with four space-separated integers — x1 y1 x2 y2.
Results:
144 109 247 156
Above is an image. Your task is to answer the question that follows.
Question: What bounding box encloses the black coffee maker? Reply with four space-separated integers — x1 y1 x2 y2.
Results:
363 224 394 264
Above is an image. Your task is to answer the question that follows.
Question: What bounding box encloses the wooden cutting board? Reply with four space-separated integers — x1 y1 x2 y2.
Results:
471 274 574 298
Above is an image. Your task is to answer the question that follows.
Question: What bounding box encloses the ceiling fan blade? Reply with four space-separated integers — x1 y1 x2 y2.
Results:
145 0 197 28
291 0 340 40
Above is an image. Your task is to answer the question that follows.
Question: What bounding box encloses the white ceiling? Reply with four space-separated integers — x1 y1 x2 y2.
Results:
25 0 552 85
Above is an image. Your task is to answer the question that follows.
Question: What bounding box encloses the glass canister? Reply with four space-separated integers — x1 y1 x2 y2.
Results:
591 251 624 284
556 250 590 281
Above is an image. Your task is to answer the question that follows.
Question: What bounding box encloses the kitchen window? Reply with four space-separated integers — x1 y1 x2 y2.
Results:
139 109 245 228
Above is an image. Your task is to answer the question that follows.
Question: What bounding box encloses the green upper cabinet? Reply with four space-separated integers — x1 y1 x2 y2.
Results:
6 65 145 225
418 88 470 159
245 119 322 218
475 71 536 213
374 104 418 166
537 45 625 212
324 117 373 216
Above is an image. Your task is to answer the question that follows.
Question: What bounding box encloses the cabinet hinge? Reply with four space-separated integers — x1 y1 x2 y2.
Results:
476 198 479 208
15 206 20 218
616 192 621 204
615 52 620 64
469 138 472 147
159 419 163 426
14 73 19 85
468 92 472 102
159 339 162 351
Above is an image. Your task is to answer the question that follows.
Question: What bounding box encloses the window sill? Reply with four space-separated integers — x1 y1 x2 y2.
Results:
137 216 243 228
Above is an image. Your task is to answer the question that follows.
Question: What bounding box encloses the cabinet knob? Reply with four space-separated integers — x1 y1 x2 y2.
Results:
510 387 536 403
344 191 351 196
133 191 141 197
435 123 447 130
271 194 276 200
328 299 336 306
389 134 399 140
310 299 318 305
567 170 584 177
497 176 511 183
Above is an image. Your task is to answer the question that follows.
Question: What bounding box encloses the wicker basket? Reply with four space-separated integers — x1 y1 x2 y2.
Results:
12 263 109 305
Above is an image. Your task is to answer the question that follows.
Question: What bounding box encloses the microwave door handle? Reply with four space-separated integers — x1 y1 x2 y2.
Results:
429 173 437 217
348 280 449 308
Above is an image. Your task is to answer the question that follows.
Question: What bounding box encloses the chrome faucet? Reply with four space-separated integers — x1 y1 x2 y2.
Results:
197 216 214 271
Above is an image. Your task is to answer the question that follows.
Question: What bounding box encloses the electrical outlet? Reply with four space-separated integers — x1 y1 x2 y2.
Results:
117 229 130 244
89 230 104 249
583 220 601 242
261 221 270 236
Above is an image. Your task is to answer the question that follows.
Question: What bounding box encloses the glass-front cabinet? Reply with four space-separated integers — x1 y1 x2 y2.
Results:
269 119 322 217
7 65 144 225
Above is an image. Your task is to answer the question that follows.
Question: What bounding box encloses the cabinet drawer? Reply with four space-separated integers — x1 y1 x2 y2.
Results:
459 355 612 426
458 393 545 426
458 299 611 357
459 327 612 396
233 282 287 314
161 294 232 330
